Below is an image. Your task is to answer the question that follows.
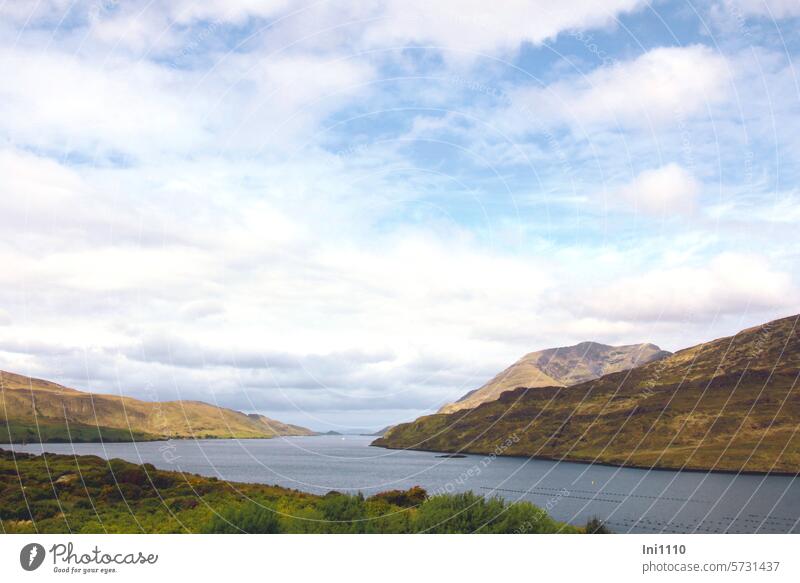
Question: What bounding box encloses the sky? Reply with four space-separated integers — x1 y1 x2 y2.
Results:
0 0 799 431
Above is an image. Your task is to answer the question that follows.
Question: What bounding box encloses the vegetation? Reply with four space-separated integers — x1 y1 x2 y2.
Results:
0 419 153 443
375 314 800 474
0 369 314 442
204 501 282 533
585 517 611 534
0 448 582 534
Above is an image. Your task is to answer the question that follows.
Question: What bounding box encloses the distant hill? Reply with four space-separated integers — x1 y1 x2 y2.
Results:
361 425 393 437
438 341 670 414
0 370 315 442
375 315 800 474
245 414 317 438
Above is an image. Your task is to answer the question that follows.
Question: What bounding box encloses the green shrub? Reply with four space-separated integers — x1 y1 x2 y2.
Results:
490 500 561 533
29 499 62 521
73 497 94 510
167 496 199 511
203 501 282 534
320 492 367 533
369 486 427 508
414 492 506 533
585 517 611 533
116 468 148 486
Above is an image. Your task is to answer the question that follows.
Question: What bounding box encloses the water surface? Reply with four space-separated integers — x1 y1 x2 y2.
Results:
4 436 798 533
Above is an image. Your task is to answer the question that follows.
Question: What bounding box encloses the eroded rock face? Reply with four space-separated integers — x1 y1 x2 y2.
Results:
438 341 670 414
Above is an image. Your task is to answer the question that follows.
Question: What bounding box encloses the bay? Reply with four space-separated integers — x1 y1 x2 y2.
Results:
3 436 798 534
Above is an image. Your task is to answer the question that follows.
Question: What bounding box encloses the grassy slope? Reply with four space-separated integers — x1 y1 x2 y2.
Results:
0 370 315 442
0 448 582 534
375 315 800 474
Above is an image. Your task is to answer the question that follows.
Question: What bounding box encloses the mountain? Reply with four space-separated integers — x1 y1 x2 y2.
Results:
438 341 670 414
245 414 317 437
374 314 800 474
0 370 315 442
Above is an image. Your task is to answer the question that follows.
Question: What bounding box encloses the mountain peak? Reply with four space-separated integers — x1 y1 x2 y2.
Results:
438 340 670 414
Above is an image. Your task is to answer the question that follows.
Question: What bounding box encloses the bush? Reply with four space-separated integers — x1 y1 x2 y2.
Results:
29 499 62 521
490 501 562 534
203 501 282 534
167 496 199 511
116 468 148 486
73 497 94 510
414 492 506 533
585 517 611 534
98 483 142 502
369 486 427 508
320 492 367 533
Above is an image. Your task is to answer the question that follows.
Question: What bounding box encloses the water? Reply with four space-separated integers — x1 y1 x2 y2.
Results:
3 436 798 533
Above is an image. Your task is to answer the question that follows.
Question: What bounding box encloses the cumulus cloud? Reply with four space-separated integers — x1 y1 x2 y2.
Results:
581 253 797 322
496 45 731 133
0 48 203 158
616 164 701 215
364 0 646 56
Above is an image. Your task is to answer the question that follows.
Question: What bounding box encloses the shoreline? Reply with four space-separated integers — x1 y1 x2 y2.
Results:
369 443 800 478
0 433 321 445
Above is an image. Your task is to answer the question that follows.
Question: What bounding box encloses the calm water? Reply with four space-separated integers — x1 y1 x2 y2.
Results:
3 436 798 533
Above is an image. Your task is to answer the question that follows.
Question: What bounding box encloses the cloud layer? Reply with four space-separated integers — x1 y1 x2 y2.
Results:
0 1 798 430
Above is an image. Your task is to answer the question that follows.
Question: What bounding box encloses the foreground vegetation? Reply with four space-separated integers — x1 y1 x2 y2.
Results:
0 448 589 534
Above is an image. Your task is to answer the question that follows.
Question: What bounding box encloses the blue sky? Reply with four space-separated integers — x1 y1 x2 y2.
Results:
0 0 799 431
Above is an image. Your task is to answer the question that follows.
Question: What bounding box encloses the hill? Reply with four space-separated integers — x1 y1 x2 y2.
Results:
0 370 315 442
439 341 670 414
374 315 800 474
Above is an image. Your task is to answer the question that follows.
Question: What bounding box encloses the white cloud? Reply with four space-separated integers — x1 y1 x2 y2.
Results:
582 253 797 322
0 47 202 158
724 0 800 18
616 164 701 215
498 45 731 132
0 41 373 160
0 0 75 24
364 0 646 56
168 0 292 24
0 149 84 216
